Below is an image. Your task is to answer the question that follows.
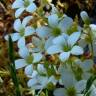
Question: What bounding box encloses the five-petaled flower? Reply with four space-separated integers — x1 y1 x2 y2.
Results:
5 16 35 48
15 46 42 69
36 14 73 39
12 0 37 18
54 64 96 96
25 64 57 91
47 32 84 62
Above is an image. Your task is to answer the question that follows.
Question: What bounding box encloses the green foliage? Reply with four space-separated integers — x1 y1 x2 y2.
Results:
84 75 96 95
8 35 21 96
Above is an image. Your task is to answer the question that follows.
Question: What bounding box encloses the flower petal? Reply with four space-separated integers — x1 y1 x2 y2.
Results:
27 76 48 89
17 37 25 48
14 19 22 32
15 59 27 69
4 33 20 42
19 47 29 58
90 24 96 38
36 26 51 38
33 53 42 63
80 60 93 71
37 64 47 74
75 80 87 93
37 76 48 87
83 72 92 80
74 59 93 80
48 14 59 28
59 65 77 87
48 76 57 85
15 7 25 18
68 32 81 47
71 46 84 55
47 45 62 54
52 34 68 45
31 70 38 78
26 3 37 13
54 88 66 96
28 0 34 3
59 52 70 62
24 64 33 77
90 88 96 96
12 0 24 9
11 33 21 41
22 16 33 27
25 26 35 36
45 37 53 50
90 24 96 32
27 78 38 87
59 16 73 33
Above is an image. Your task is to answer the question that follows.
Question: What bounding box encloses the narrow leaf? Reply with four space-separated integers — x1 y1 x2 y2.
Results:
8 35 21 96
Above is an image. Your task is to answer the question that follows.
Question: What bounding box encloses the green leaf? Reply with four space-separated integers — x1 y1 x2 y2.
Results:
84 75 96 95
8 35 21 96
8 35 15 64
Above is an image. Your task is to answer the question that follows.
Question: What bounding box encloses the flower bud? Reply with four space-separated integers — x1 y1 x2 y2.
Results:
80 11 90 25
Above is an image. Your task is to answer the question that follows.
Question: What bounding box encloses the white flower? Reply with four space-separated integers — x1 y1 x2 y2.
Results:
58 65 77 88
27 75 57 90
5 16 35 48
15 46 42 69
36 14 73 53
12 0 37 18
31 36 53 53
25 64 57 90
25 64 46 78
37 64 47 75
75 59 93 80
47 32 84 62
53 65 77 96
36 14 73 39
54 65 96 96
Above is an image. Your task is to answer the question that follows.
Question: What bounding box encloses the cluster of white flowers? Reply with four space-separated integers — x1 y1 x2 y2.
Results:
5 0 96 96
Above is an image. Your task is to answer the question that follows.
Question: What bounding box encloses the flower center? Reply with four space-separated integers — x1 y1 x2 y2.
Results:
24 0 30 7
52 27 61 37
26 55 33 64
66 86 76 96
19 27 25 37
63 44 71 52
